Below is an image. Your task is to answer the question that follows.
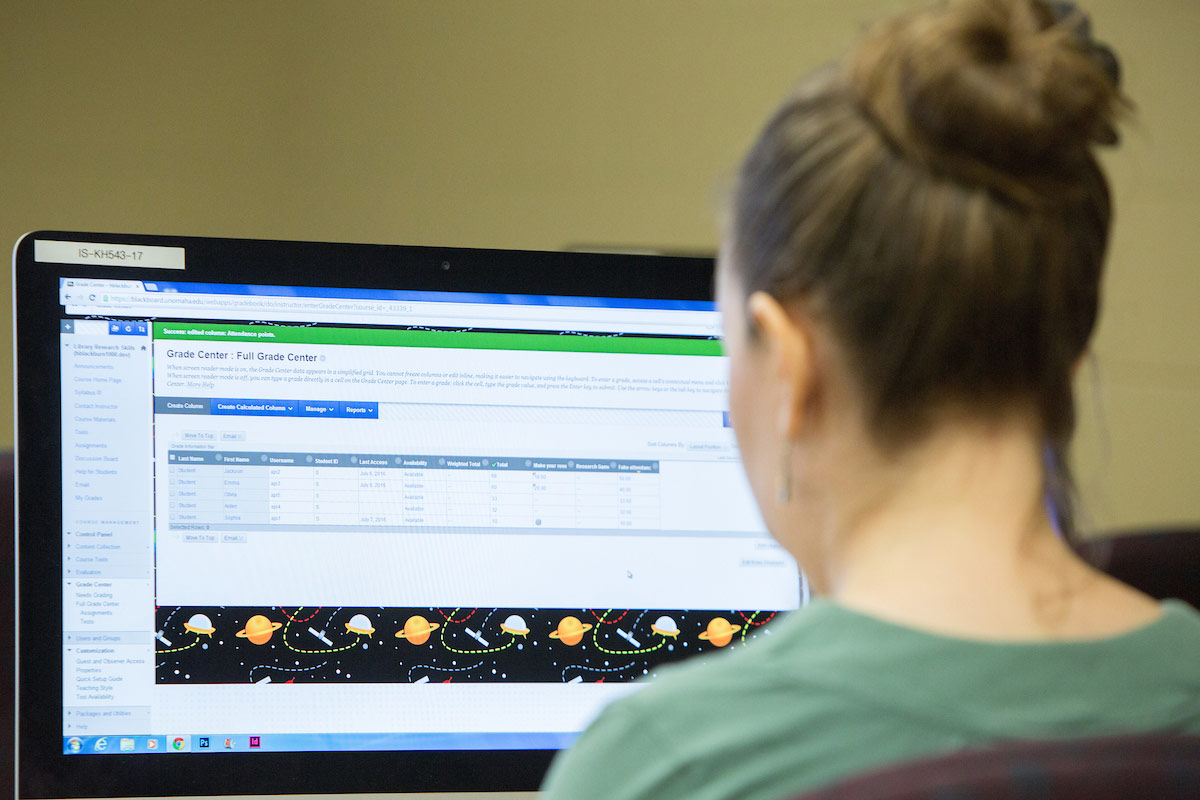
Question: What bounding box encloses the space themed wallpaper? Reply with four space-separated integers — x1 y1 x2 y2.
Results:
155 606 788 684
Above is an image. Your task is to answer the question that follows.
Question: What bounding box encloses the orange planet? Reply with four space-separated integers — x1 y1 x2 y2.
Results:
548 615 593 646
395 615 440 645
698 616 741 647
236 614 282 645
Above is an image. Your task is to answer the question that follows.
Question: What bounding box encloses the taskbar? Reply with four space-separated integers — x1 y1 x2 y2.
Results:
63 730 577 755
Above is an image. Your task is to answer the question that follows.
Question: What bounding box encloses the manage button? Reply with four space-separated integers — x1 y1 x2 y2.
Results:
299 401 339 417
340 401 378 419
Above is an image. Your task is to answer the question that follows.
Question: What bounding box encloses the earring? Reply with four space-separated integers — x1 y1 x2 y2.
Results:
777 441 793 504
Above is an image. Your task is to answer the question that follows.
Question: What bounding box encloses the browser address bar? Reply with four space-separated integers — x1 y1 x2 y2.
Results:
60 290 723 335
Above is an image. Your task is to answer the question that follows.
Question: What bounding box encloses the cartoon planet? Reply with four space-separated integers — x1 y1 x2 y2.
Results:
698 616 741 647
548 615 593 646
345 614 375 635
395 615 440 645
500 615 530 636
184 613 216 636
650 615 680 638
236 614 282 645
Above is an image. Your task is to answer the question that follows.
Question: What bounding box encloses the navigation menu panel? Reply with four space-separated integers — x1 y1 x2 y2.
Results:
60 322 154 736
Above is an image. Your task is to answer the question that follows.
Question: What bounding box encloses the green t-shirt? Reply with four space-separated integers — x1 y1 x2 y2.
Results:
541 599 1200 800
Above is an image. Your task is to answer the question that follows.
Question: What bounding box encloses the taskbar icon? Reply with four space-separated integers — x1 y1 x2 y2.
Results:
66 733 265 754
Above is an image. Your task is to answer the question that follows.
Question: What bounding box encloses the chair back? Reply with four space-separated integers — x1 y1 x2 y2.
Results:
1075 528 1200 609
795 735 1200 800
2 452 14 791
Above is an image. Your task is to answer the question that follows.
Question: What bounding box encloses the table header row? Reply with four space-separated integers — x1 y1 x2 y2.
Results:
167 450 659 473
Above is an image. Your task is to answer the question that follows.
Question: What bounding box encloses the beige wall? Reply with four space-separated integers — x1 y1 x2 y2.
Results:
2 13 1197 516
5 2 1198 533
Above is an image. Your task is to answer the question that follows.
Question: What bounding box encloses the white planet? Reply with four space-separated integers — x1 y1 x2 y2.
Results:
184 613 215 636
501 615 530 636
651 616 680 637
345 614 375 635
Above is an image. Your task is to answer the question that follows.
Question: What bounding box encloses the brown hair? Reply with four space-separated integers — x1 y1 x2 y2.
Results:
729 0 1125 533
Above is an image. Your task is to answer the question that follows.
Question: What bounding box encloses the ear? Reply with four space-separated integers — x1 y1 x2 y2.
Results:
745 291 815 439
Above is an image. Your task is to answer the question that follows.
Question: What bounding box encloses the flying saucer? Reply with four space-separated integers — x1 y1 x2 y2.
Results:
236 614 283 645
395 615 440 645
500 614 530 636
184 613 216 636
345 614 375 635
650 615 680 638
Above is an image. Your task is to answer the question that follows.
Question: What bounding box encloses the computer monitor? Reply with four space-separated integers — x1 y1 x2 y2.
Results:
14 231 805 797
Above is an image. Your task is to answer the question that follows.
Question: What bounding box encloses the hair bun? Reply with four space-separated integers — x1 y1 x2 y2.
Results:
846 0 1124 191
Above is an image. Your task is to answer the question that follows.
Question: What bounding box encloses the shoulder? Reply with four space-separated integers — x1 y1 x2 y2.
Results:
1161 599 1200 633
540 604 877 800
541 600 1200 799
609 602 861 719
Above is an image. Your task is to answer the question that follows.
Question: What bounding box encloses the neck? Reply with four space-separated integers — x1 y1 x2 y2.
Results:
799 414 1110 638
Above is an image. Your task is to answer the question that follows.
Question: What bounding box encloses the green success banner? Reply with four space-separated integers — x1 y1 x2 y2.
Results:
152 322 722 357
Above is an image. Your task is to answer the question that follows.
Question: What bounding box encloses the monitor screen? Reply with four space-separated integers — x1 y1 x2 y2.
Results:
16 232 804 796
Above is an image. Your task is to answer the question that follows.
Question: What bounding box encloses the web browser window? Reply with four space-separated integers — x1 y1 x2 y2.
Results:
59 277 802 756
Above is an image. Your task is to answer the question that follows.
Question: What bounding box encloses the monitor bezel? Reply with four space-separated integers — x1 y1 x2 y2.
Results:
14 230 717 798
